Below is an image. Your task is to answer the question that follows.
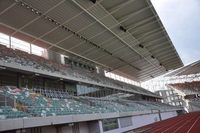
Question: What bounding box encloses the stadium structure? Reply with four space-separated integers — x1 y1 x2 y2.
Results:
133 60 200 132
165 60 200 112
0 0 199 133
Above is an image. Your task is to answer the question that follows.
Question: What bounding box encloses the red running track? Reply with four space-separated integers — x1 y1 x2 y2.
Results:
126 112 200 133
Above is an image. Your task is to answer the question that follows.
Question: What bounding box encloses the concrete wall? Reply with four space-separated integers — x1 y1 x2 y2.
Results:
0 110 179 132
0 110 152 131
102 111 178 133
101 113 159 133
160 111 177 120
7 123 89 133
132 113 160 128
88 121 101 133
60 125 73 133
79 122 89 133
188 104 200 112
42 126 56 133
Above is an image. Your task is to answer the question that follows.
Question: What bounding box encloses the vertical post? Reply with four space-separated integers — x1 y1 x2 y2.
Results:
9 36 11 48
30 43 32 54
5 95 7 106
158 110 162 121
17 73 20 88
62 81 65 91
43 77 45 90
14 98 16 108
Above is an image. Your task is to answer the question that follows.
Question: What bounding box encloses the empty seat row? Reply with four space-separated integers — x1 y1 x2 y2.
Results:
0 86 178 120
0 106 29 119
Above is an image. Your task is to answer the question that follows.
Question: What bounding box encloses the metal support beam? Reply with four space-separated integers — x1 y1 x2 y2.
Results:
146 41 168 49
108 0 136 13
118 6 152 23
137 27 164 40
127 15 157 30
71 0 162 73
47 0 137 50
9 35 11 48
149 43 171 52
146 0 183 67
130 19 160 34
142 36 166 47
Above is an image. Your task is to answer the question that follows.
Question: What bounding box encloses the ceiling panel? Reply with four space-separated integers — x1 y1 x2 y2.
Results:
0 5 38 29
57 35 84 50
42 28 72 44
46 1 82 24
22 18 57 38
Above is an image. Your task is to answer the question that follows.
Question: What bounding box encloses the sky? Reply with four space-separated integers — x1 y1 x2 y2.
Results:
151 0 200 65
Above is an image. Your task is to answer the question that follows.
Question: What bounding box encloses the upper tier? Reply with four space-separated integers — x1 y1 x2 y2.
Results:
0 44 160 98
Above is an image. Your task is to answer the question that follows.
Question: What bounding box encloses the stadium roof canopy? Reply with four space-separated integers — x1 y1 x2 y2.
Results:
0 0 183 81
165 60 200 77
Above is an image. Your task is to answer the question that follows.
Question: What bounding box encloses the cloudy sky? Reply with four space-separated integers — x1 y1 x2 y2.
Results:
151 0 200 65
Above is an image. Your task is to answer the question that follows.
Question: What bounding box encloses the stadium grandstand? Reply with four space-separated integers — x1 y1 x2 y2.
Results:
0 0 199 133
165 60 200 112
131 60 200 133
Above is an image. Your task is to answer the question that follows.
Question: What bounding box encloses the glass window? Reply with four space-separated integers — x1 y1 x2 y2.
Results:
0 33 9 47
11 37 30 53
96 66 100 73
111 73 115 79
102 118 119 132
104 71 140 87
31 44 46 56
125 78 128 83
168 97 171 102
104 71 108 77
116 75 120 80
